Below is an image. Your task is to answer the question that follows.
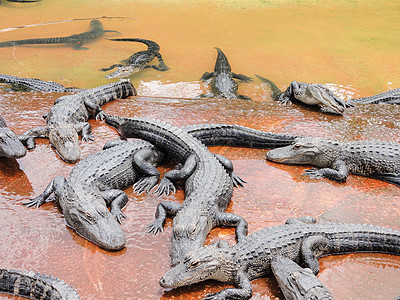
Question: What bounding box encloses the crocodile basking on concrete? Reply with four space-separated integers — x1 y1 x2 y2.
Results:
100 38 169 78
0 74 79 92
348 88 400 105
160 217 400 299
18 80 136 163
0 116 26 159
200 48 252 100
256 75 348 114
0 20 118 50
0 268 80 299
266 137 400 186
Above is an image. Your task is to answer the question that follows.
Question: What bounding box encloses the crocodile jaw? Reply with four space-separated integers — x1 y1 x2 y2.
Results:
48 126 81 164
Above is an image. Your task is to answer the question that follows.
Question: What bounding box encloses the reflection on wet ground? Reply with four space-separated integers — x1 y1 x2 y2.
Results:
1 0 400 299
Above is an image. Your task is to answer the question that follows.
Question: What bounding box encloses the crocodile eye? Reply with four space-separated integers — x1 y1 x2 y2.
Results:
293 144 302 149
189 261 200 268
84 212 95 223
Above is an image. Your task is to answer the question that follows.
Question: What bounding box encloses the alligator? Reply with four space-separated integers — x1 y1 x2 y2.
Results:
100 38 169 78
0 116 26 159
256 75 349 114
0 268 80 299
1 0 40 3
200 48 252 100
18 80 136 163
271 256 333 300
24 123 297 251
0 74 80 92
159 216 400 299
349 88 400 105
0 20 118 50
266 137 400 186
104 115 254 266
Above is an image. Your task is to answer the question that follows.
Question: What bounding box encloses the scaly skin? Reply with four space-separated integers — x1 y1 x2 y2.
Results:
18 80 136 163
105 116 250 266
0 268 80 300
0 74 79 92
200 48 252 100
266 137 400 186
271 256 333 300
0 20 118 50
101 38 169 78
160 217 400 300
349 88 400 105
256 75 349 115
0 116 26 159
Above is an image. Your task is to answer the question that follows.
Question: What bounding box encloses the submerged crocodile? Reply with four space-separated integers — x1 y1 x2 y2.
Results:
0 20 118 50
1 0 40 3
256 75 348 114
18 80 136 163
160 217 400 299
349 88 400 105
200 48 252 100
0 74 79 92
0 116 26 159
271 256 333 300
25 124 296 251
266 137 400 186
100 38 169 78
0 268 80 299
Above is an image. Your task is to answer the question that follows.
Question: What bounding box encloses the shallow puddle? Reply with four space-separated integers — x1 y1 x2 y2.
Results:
1 0 400 299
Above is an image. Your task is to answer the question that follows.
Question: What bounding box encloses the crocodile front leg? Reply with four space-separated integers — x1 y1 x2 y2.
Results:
19 126 49 149
101 189 128 224
215 211 248 242
201 72 215 81
213 153 246 188
232 73 252 83
74 122 94 142
84 98 107 120
203 271 252 300
303 159 349 182
132 149 163 194
24 176 66 208
301 235 331 275
146 201 183 235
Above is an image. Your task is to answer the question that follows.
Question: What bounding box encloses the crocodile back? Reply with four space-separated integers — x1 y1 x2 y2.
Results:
0 74 67 92
350 88 400 104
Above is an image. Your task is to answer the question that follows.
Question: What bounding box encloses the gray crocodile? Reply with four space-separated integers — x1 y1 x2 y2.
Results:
0 20 118 50
0 74 79 92
100 38 169 78
0 268 80 299
0 116 26 159
18 80 136 163
200 48 252 100
160 217 400 299
266 137 400 186
271 256 333 300
349 88 400 105
105 116 254 266
256 75 348 114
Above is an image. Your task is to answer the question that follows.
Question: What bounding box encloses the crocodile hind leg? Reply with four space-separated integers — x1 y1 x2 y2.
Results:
75 122 94 142
101 189 128 224
72 41 89 50
155 52 169 71
213 153 246 187
24 176 66 208
215 211 248 242
146 201 183 235
301 235 331 275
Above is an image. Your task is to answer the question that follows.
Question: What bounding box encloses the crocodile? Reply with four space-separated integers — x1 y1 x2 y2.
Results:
0 20 118 50
1 0 40 3
271 256 333 300
0 116 26 159
0 74 80 92
100 38 169 78
105 115 253 266
24 123 296 251
349 88 400 105
266 137 400 186
0 268 80 299
256 75 349 114
160 217 400 299
18 80 136 163
200 48 252 100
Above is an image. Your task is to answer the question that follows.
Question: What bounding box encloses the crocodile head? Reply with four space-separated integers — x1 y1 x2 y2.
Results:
105 66 142 79
0 126 27 159
160 240 231 288
170 212 212 266
48 124 81 164
89 19 103 30
214 47 232 73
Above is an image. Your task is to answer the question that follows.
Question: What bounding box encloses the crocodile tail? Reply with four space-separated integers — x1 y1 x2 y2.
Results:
107 38 160 52
0 37 68 47
369 174 400 187
255 74 283 101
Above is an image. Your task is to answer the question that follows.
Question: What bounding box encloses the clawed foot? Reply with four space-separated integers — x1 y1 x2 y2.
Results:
231 172 246 188
303 168 323 179
112 209 127 224
96 111 107 121
133 176 159 194
82 134 95 142
145 219 164 235
154 177 176 196
203 292 224 300
23 195 45 208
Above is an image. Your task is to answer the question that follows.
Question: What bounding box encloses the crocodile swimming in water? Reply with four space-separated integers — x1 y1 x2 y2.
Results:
160 217 400 299
266 137 400 186
100 38 169 78
1 0 40 3
0 116 26 159
0 268 80 299
0 74 80 92
256 75 349 114
200 48 252 100
25 124 297 251
18 80 136 163
348 88 400 105
0 20 118 50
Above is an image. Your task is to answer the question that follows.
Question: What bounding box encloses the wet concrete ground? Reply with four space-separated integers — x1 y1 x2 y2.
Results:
1 0 400 299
